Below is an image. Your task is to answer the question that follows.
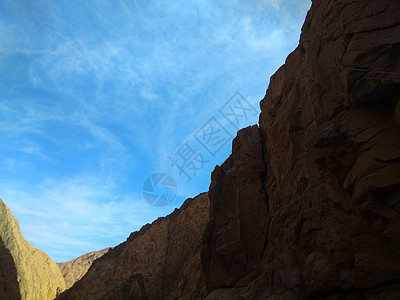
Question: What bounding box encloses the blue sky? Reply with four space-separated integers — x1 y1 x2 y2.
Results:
0 0 311 262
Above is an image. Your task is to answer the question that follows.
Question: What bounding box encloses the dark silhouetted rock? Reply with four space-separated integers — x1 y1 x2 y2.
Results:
202 0 400 298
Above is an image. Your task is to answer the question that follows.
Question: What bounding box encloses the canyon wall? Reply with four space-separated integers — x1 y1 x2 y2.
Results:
60 0 400 298
0 199 66 300
202 0 400 298
2 0 400 299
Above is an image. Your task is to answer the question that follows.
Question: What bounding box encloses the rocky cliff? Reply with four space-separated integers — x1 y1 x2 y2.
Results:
57 193 210 299
0 199 67 300
2 0 400 299
59 0 400 299
202 0 400 298
57 248 110 289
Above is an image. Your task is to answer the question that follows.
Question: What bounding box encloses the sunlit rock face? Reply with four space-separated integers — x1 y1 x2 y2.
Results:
0 199 67 300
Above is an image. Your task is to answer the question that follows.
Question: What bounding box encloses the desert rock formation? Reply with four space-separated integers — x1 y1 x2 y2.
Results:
57 193 210 299
57 248 110 289
60 0 400 298
202 0 400 298
2 0 400 299
0 199 66 300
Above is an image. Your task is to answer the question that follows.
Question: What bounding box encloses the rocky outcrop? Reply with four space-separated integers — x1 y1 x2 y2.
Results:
57 248 110 289
57 193 210 299
0 199 67 300
202 0 400 298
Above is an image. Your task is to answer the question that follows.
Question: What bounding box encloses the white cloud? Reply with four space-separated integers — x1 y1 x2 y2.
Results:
21 143 50 161
2 174 167 262
77 114 126 152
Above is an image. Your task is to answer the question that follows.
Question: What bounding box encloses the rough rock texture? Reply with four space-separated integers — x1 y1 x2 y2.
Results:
0 234 20 300
202 0 400 299
0 199 66 300
57 248 109 289
202 125 269 292
50 0 400 299
57 193 210 300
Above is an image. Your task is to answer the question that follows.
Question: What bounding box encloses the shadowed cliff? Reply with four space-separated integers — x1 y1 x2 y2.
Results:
202 0 400 298
0 233 20 300
59 0 400 298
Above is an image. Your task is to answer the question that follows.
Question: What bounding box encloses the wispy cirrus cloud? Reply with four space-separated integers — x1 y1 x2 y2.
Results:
3 174 170 262
0 0 311 261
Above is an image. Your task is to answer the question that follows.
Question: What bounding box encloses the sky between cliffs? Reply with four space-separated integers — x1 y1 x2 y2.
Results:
0 0 311 262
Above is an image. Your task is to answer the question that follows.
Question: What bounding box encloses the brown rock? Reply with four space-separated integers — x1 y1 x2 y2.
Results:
202 0 400 298
395 100 400 126
202 125 268 290
57 193 210 300
54 0 400 299
57 248 110 289
0 198 66 299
